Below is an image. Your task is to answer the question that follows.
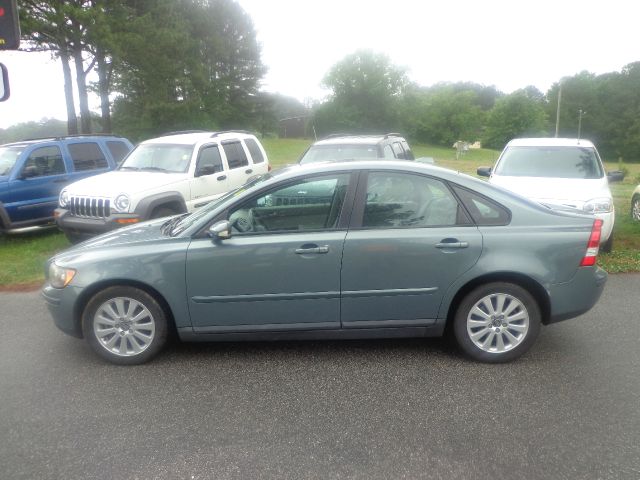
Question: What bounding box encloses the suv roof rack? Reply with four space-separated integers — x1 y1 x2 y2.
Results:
383 132 402 139
160 130 209 136
210 130 253 138
22 133 126 142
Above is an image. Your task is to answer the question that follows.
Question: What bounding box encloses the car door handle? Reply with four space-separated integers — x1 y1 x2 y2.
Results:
216 175 227 181
435 240 469 249
245 168 253 174
295 245 330 254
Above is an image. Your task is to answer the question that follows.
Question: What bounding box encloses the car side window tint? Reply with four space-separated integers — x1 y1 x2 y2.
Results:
68 142 108 171
244 138 265 164
21 146 65 178
401 141 415 160
383 144 395 159
452 185 511 226
391 142 405 159
196 145 224 175
222 141 249 169
106 141 130 164
229 174 350 234
363 172 464 228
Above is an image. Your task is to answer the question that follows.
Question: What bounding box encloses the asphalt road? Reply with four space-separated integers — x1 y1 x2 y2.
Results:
1 275 639 480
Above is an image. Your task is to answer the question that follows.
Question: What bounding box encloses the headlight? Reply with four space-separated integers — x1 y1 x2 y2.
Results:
583 198 613 214
114 194 130 212
48 263 76 289
59 189 69 208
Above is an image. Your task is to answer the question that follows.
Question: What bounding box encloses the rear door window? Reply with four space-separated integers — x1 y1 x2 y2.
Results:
68 142 108 171
222 141 249 169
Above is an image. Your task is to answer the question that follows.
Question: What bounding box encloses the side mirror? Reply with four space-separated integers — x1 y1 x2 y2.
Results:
208 220 231 240
196 165 216 177
607 170 625 183
477 167 492 177
19 166 37 179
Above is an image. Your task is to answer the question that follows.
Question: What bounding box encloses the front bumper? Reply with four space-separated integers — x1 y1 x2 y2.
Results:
546 266 607 324
55 208 142 238
42 283 85 338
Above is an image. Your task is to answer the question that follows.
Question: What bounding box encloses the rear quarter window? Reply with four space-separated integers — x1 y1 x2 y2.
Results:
452 185 511 226
106 141 131 164
244 138 265 164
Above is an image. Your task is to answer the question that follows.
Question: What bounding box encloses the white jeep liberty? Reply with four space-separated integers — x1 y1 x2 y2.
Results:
55 131 270 241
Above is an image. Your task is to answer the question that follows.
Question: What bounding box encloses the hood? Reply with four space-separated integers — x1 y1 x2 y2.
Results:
62 218 172 255
64 170 188 197
489 175 611 208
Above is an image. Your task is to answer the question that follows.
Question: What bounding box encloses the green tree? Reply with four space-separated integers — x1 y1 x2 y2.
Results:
483 90 548 149
314 50 408 135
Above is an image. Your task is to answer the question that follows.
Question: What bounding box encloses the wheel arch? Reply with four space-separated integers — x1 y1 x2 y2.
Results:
444 272 551 330
133 192 188 220
73 279 178 338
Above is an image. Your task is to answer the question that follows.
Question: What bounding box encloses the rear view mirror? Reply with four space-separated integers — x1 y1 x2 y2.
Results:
607 170 625 183
477 167 492 177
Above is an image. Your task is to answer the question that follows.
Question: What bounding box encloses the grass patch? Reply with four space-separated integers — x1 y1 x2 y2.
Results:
2 139 640 287
0 228 70 286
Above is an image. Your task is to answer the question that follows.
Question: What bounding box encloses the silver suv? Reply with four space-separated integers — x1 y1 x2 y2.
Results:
299 133 414 164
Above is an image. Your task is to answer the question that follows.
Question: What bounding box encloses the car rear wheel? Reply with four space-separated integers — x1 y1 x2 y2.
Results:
632 196 640 221
82 286 168 365
453 282 541 363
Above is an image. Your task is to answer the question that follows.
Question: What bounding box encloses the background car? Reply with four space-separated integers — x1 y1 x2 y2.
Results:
631 185 640 221
477 138 623 252
55 130 270 242
0 135 132 233
298 133 415 164
43 161 606 365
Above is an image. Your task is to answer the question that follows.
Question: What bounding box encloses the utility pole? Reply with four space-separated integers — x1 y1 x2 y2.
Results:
578 109 586 140
555 83 562 137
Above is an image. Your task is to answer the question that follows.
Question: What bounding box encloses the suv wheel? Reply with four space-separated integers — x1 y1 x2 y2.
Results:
632 195 640 221
82 286 168 365
151 207 177 219
453 282 541 363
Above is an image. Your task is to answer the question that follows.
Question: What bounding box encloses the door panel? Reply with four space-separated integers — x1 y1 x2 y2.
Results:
186 232 346 330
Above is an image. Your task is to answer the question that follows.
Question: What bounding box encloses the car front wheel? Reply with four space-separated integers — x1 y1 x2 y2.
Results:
82 286 168 365
453 282 541 363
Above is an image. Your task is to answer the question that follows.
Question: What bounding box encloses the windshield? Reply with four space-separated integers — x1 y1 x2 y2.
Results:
168 172 274 236
495 146 604 179
119 143 193 173
0 146 25 176
299 144 378 164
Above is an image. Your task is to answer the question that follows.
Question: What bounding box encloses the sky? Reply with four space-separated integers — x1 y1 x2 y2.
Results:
0 0 638 129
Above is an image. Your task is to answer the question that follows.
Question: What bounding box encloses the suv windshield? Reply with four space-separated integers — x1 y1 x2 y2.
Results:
119 144 193 173
299 144 378 164
0 146 25 176
495 146 604 179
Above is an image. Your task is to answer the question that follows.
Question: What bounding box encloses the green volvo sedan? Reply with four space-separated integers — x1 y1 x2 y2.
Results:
42 161 607 365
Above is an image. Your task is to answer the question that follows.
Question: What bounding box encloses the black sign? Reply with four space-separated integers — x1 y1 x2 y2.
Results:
0 0 20 50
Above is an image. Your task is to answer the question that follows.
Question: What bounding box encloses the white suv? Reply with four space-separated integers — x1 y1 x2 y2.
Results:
55 131 269 241
477 138 622 252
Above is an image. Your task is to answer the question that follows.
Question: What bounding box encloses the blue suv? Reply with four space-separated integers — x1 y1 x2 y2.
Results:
0 135 133 233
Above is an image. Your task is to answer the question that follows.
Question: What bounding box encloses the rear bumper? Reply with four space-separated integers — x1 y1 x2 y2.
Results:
55 208 141 238
546 266 607 324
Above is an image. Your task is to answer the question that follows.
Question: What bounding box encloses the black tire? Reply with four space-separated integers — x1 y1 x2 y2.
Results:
601 232 613 253
150 207 177 219
82 286 168 365
453 282 541 363
631 195 640 221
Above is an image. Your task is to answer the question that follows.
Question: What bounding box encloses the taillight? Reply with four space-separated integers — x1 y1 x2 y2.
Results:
580 219 603 266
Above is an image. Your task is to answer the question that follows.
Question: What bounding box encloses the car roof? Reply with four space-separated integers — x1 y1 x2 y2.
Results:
141 131 256 146
2 135 127 148
506 138 596 148
311 134 404 146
